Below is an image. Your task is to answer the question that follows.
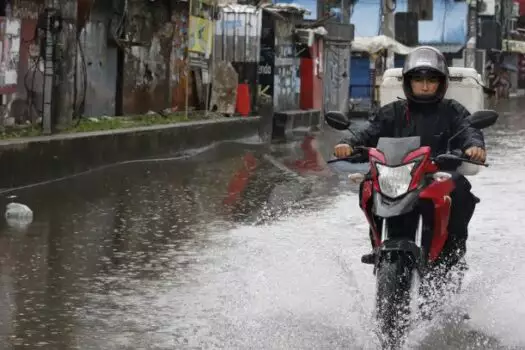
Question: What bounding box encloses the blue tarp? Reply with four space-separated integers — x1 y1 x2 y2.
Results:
349 56 372 100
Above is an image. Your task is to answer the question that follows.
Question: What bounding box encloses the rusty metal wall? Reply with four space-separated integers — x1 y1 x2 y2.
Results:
78 21 118 117
324 42 350 113
74 0 118 117
122 0 173 115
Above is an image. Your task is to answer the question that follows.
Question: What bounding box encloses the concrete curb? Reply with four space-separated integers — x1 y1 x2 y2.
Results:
0 116 267 189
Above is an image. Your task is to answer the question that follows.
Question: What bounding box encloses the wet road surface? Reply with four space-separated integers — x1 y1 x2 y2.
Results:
0 100 524 349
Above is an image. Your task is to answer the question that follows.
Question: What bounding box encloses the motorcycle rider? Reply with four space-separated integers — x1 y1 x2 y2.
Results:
334 46 486 271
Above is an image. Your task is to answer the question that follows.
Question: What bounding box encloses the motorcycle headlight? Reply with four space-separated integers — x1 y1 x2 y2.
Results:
375 162 415 198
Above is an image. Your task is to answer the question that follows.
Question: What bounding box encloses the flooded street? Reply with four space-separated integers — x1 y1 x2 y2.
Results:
0 100 525 349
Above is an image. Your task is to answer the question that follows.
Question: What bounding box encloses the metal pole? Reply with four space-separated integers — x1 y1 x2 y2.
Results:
42 9 54 135
381 0 395 69
465 0 478 69
185 0 193 120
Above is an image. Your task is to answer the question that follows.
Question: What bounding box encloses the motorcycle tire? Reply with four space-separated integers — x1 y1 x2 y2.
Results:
375 253 414 349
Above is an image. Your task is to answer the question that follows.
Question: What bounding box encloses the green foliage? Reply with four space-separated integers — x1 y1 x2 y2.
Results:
0 112 218 140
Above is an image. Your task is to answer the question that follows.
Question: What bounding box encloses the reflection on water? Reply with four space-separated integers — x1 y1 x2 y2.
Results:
0 137 344 349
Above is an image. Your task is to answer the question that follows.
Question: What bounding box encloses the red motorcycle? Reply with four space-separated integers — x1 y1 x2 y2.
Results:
325 110 498 349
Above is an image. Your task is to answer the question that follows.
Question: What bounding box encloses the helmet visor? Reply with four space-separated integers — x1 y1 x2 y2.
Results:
403 47 448 76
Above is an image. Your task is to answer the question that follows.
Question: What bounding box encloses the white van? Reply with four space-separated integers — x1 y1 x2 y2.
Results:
379 67 485 113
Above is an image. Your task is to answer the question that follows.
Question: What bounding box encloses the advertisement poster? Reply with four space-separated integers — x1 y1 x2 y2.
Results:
188 16 212 56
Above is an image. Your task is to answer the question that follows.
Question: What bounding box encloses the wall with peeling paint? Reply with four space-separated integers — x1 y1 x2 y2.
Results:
273 18 300 111
11 0 42 20
122 0 174 115
9 0 192 121
7 3 41 124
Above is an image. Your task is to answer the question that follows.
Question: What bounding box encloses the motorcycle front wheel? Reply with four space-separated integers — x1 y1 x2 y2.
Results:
375 253 414 349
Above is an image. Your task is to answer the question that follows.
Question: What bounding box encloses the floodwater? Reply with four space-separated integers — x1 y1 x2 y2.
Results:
0 101 524 349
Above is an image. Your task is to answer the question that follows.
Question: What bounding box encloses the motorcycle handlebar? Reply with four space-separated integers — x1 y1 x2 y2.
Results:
327 153 365 164
329 147 488 167
434 150 489 167
328 146 370 164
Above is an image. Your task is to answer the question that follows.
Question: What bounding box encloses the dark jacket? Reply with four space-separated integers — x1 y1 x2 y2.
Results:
340 98 485 157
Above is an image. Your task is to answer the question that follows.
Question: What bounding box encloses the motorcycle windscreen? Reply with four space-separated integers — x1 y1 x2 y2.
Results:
376 136 421 165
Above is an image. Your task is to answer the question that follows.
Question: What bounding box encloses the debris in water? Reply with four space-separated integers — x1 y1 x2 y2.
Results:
5 202 33 230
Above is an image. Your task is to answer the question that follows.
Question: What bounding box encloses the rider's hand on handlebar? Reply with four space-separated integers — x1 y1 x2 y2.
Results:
334 144 353 158
465 146 486 163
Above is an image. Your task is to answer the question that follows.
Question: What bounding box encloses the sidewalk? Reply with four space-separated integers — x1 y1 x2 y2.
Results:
0 116 269 189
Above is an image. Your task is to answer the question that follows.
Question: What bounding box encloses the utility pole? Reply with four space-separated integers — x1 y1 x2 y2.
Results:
42 8 55 135
381 0 396 68
55 0 78 129
465 0 478 69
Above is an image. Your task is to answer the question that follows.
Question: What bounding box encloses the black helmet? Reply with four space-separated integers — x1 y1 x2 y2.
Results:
402 46 449 104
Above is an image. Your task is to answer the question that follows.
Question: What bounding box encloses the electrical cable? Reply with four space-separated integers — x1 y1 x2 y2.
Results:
384 0 396 13
23 55 44 123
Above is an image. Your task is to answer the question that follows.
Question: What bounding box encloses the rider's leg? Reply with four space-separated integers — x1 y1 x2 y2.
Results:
435 173 478 309
442 173 477 269
416 174 477 320
359 179 377 263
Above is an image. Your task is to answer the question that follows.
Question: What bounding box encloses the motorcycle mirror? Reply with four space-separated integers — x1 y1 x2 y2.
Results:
467 110 499 129
325 111 351 130
446 109 499 152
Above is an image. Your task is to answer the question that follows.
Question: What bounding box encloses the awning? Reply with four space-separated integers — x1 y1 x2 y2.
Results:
351 35 414 55
295 27 328 46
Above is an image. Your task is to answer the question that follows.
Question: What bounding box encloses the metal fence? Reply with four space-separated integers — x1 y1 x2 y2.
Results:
214 6 262 111
214 6 261 63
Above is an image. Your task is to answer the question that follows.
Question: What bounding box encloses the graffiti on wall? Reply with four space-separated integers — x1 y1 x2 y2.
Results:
273 21 299 111
258 12 275 103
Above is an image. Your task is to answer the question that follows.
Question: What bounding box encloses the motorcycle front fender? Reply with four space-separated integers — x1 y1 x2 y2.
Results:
374 239 425 274
373 190 420 218
380 239 423 261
